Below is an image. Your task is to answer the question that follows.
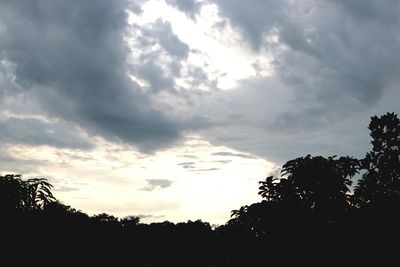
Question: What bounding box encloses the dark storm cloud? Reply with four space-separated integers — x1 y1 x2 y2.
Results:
142 178 173 191
0 0 182 152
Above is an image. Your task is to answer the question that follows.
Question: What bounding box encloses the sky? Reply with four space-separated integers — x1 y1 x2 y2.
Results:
1 0 400 224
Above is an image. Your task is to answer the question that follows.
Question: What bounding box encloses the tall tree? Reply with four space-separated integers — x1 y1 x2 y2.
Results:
355 112 400 205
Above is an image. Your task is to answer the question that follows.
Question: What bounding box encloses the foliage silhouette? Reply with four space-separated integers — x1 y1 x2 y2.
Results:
355 112 400 205
259 155 359 219
0 174 55 214
1 112 400 266
351 112 400 259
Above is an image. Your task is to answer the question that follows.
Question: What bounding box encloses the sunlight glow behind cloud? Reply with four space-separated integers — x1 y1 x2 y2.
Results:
127 0 273 89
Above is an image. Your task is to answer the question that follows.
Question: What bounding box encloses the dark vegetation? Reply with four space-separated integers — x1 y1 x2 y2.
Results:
1 112 400 266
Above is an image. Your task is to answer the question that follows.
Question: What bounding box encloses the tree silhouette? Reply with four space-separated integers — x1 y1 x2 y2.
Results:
258 175 297 203
349 113 400 261
121 215 140 227
0 174 56 213
259 155 359 216
2 113 400 266
355 112 400 205
26 177 56 210
0 174 27 213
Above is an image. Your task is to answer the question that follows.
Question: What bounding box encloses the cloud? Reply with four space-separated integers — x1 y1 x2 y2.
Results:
128 21 182 93
0 116 93 149
212 151 258 159
2 0 400 166
177 161 196 169
142 178 173 191
212 160 232 164
195 167 220 172
0 148 48 174
213 0 400 122
0 0 182 152
177 161 224 172
179 0 400 162
143 19 190 59
0 149 14 163
214 0 285 50
178 154 199 159
166 0 203 18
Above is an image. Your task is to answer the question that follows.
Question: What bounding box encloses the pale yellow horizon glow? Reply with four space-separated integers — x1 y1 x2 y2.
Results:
2 136 277 225
0 1 280 226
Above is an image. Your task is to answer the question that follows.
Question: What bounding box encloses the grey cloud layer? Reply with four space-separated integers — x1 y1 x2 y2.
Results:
213 0 400 124
1 0 400 165
166 0 203 18
211 152 258 159
129 19 190 93
191 0 400 161
0 0 183 151
0 116 93 149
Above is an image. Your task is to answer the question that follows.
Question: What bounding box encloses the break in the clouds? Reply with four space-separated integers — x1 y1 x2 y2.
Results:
1 0 400 223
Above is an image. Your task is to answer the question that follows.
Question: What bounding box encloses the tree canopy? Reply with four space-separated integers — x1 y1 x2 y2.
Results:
1 112 400 266
355 112 400 205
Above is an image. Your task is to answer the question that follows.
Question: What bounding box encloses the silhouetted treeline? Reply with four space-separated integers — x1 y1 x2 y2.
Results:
1 112 400 266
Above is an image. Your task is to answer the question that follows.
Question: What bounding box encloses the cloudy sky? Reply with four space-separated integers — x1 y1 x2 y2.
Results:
1 0 400 224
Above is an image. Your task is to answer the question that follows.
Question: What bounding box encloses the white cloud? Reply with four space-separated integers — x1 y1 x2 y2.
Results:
128 0 273 90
